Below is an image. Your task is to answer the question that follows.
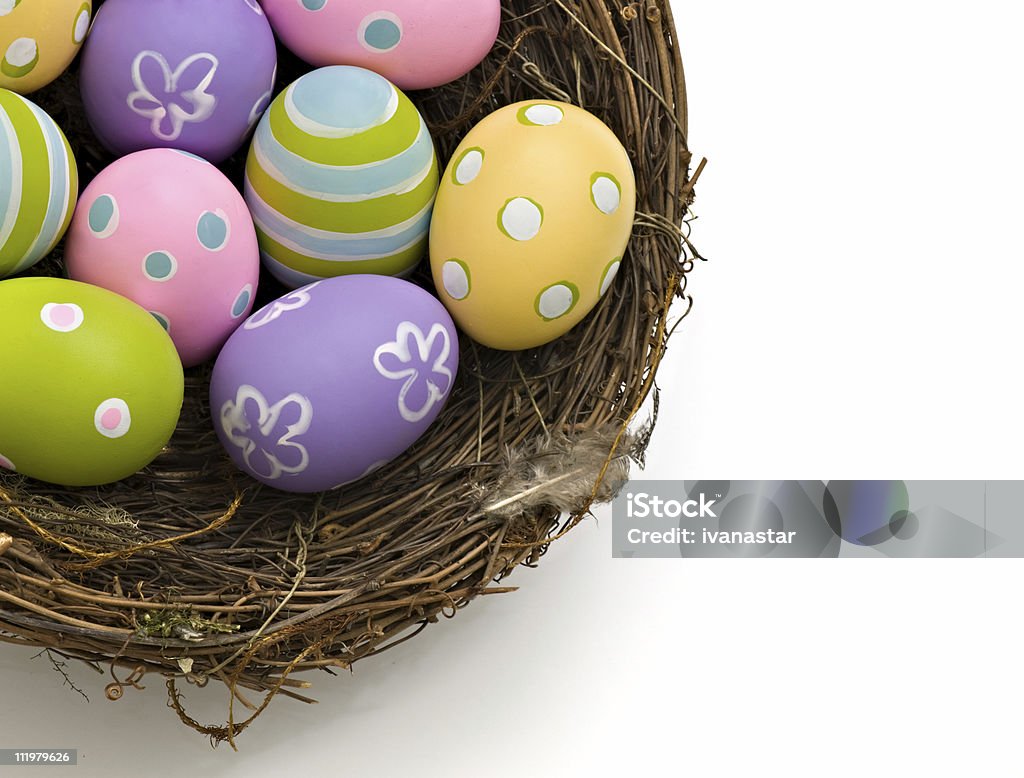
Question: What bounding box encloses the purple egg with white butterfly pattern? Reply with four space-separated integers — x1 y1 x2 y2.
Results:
79 0 277 163
210 275 459 493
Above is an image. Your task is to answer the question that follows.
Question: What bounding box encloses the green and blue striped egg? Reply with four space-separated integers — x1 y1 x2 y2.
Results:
0 87 78 278
244 65 439 289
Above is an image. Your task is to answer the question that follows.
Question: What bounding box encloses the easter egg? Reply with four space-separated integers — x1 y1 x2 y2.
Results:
260 0 500 91
78 0 277 163
0 277 184 486
824 480 912 546
244 66 439 289
0 0 91 94
0 88 78 279
429 101 636 351
210 275 459 493
64 149 260 367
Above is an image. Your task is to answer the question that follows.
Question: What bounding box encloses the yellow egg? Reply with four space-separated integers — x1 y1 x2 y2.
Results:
429 100 636 351
0 0 92 94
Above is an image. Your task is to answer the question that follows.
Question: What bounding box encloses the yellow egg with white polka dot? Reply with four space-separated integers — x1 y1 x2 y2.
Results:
429 101 636 351
0 0 92 94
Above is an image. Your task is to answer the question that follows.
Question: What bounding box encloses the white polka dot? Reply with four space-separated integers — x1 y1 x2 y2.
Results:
94 399 131 439
525 105 563 126
592 176 621 215
0 453 15 471
538 285 576 320
501 198 543 241
40 303 84 333
73 8 91 45
442 260 470 300
0 0 16 17
244 0 264 14
5 38 37 68
455 149 483 185
600 260 621 296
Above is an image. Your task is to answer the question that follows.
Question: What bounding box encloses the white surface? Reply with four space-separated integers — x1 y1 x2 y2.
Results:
3 1 1023 775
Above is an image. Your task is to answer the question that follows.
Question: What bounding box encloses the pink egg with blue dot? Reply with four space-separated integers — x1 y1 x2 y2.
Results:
261 0 500 91
64 149 260 367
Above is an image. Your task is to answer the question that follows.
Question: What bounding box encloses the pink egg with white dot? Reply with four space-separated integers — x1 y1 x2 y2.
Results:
261 0 501 91
65 149 260 367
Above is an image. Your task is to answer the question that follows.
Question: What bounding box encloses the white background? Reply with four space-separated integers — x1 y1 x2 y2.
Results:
3 1 1024 775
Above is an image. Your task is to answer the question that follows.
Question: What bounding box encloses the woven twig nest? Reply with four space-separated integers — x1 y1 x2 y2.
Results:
0 0 697 744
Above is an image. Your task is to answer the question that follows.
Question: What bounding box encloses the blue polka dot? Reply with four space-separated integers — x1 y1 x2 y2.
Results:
197 211 229 251
144 251 176 281
89 195 117 236
301 0 327 10
232 286 252 318
364 19 402 50
151 312 170 332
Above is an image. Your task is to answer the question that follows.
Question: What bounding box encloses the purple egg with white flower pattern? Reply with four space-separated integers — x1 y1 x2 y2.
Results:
210 275 459 493
79 0 277 163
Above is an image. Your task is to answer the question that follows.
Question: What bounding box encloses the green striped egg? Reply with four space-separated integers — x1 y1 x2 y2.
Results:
244 65 439 289
0 88 77 279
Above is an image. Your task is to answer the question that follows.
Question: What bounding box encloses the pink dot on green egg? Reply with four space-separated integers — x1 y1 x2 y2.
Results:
0 453 15 472
40 303 84 333
51 306 76 328
94 399 132 439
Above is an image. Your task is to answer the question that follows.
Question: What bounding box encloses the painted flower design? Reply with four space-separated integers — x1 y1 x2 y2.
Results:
128 51 220 141
220 385 313 480
244 282 321 330
247 64 277 134
373 322 454 423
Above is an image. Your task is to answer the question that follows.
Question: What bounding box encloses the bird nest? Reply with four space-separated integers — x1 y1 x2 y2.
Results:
0 0 699 745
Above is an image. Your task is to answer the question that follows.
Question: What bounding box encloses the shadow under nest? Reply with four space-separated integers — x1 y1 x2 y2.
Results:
0 0 699 745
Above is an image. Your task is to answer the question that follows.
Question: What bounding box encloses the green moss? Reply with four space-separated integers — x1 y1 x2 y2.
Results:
136 609 240 642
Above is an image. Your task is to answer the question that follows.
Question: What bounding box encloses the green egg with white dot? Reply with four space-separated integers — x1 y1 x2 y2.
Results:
0 277 184 486
430 100 637 350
